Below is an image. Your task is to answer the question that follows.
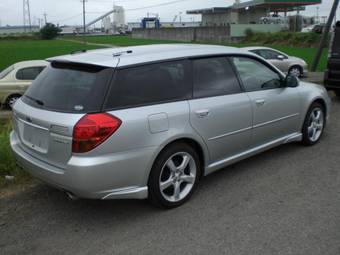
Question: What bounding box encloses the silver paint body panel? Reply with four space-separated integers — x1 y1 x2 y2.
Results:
10 44 331 200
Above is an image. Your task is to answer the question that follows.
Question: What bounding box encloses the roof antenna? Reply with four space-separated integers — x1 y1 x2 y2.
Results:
113 50 133 57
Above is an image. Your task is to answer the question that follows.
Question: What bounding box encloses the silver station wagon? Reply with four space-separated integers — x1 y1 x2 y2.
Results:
10 44 331 208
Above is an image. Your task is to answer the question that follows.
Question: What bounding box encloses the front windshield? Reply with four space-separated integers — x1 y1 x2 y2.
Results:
0 65 14 79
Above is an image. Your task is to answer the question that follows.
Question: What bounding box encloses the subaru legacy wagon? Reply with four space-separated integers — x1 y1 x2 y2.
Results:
10 44 331 208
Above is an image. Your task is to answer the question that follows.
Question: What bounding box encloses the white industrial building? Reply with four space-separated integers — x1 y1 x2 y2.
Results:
0 25 40 35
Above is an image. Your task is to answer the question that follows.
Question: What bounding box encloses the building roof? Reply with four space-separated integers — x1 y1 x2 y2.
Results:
187 0 321 14
48 44 254 68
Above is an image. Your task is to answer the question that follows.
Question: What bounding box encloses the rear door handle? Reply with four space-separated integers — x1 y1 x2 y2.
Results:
255 99 266 107
195 109 210 118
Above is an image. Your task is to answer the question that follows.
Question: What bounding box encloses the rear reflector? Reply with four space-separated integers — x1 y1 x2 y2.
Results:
72 113 121 153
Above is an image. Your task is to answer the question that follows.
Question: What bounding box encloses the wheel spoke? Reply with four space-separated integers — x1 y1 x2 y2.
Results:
315 111 321 121
166 159 177 172
178 155 190 172
312 128 317 140
173 182 181 200
316 123 323 130
308 126 314 136
180 174 195 184
160 178 174 191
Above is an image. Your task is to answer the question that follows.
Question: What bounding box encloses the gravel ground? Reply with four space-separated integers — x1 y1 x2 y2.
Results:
0 98 339 255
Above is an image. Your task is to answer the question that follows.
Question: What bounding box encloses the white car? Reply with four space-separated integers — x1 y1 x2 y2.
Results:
0 60 48 108
260 14 286 24
243 47 308 78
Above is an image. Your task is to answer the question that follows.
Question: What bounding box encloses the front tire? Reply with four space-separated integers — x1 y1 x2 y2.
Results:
148 143 201 208
301 102 325 146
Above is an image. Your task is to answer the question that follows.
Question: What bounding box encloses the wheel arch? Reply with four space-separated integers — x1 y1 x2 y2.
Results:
144 135 210 185
300 97 328 130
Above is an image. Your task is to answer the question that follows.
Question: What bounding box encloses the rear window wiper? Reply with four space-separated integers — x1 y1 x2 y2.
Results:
24 95 44 106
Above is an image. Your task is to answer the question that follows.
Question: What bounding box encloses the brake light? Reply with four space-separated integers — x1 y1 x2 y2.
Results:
72 113 121 153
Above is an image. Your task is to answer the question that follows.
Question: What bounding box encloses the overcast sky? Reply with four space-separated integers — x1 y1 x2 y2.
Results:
0 0 336 27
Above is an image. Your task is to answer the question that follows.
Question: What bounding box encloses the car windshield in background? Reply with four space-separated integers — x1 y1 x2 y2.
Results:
22 62 112 113
0 65 14 79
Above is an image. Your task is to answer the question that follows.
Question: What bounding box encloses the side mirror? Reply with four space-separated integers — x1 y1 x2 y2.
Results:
277 55 285 60
283 75 299 88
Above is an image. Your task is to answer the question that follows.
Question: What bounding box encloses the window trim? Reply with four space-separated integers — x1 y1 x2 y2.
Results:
15 66 46 81
228 54 285 92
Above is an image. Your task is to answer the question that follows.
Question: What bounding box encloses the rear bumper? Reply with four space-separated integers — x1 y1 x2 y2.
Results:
10 131 155 200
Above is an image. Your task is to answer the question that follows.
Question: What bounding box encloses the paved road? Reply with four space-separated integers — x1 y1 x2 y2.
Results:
1 98 340 255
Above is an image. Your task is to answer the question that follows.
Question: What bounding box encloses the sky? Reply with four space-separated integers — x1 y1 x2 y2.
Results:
0 0 336 27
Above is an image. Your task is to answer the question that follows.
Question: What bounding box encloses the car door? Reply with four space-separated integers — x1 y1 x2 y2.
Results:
231 56 301 147
189 57 253 163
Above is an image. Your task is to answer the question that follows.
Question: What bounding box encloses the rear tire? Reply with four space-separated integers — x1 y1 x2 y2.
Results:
148 143 201 209
5 94 21 109
301 102 326 146
289 66 303 78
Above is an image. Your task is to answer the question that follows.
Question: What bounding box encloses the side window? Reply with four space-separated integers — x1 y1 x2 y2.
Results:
105 60 191 109
193 57 241 98
258 50 286 60
16 66 45 80
231 57 282 92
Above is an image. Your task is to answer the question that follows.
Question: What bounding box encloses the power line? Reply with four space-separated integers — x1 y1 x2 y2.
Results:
51 0 193 25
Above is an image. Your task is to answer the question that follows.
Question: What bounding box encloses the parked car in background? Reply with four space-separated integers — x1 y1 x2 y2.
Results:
301 24 317 33
0 60 48 109
325 21 340 97
244 47 308 77
260 14 286 24
10 45 330 208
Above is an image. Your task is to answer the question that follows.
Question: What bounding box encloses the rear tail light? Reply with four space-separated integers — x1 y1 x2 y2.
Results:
72 113 121 153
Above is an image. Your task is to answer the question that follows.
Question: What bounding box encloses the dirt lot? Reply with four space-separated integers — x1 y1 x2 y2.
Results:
0 97 339 255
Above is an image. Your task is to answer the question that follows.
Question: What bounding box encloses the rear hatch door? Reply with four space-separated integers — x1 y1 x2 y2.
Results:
13 61 114 169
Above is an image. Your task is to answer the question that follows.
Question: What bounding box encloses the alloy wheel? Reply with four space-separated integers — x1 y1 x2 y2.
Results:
289 67 301 77
159 152 197 203
308 108 324 142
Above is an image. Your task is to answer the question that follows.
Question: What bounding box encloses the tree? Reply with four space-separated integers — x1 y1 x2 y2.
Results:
40 23 61 40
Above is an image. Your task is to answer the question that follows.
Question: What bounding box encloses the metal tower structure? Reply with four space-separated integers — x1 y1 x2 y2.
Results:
23 0 32 32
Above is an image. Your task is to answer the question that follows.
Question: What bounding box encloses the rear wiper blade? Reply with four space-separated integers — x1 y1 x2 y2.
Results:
24 95 44 106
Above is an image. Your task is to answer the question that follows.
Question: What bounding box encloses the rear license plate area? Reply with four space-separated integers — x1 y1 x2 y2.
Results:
22 124 49 153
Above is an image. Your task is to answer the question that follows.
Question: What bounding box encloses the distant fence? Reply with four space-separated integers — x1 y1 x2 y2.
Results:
132 26 231 43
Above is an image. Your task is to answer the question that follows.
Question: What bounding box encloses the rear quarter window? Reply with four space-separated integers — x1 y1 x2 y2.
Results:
105 60 191 109
16 66 45 80
23 62 113 113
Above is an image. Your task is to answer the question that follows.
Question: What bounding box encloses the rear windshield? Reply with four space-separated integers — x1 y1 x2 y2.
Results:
22 62 113 113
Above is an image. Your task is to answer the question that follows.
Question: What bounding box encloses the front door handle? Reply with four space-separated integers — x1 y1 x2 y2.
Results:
255 99 266 107
195 109 210 118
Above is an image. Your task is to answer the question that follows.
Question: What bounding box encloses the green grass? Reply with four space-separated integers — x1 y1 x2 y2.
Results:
0 120 30 187
66 35 181 46
0 39 104 70
66 35 327 72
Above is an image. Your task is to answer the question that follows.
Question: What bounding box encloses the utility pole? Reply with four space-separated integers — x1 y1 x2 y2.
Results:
311 0 340 72
82 0 87 34
23 0 32 32
43 13 48 25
